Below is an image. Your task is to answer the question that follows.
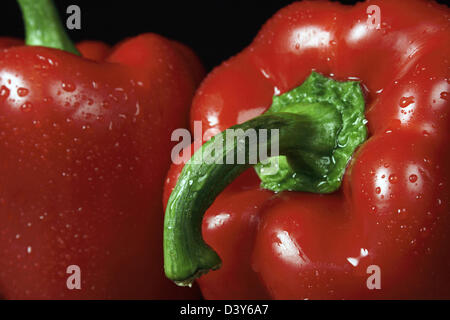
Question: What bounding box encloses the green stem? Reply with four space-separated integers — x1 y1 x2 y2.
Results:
164 103 343 286
164 72 367 286
17 0 80 55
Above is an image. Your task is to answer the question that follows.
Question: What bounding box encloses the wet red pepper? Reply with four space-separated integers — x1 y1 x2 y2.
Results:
164 0 450 299
0 0 203 299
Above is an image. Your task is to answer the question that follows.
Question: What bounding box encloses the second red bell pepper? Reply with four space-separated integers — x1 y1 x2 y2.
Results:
164 0 450 299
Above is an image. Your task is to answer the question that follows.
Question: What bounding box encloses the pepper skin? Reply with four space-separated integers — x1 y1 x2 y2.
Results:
0 2 204 299
0 38 111 62
164 0 450 299
76 41 111 62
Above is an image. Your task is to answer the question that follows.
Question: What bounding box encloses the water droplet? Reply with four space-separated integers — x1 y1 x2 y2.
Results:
0 86 10 100
399 96 414 108
397 208 407 216
375 187 381 194
135 102 140 116
409 174 418 183
62 82 76 92
440 91 449 101
389 174 398 184
17 87 29 97
20 102 33 112
32 120 41 128
43 97 53 104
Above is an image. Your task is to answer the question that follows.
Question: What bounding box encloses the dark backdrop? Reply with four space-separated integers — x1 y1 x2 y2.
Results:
0 0 446 70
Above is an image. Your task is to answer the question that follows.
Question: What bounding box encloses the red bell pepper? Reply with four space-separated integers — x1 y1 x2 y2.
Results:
163 0 450 299
0 0 203 299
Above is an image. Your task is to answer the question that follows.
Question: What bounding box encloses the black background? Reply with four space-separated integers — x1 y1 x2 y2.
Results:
0 0 364 70
0 0 448 70
0 300 447 318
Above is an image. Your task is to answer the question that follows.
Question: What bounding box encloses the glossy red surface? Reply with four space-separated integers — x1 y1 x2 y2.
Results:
76 40 111 61
0 33 203 299
165 0 450 299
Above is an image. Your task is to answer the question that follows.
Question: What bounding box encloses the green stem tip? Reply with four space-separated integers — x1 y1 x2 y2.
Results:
17 0 80 55
164 72 367 286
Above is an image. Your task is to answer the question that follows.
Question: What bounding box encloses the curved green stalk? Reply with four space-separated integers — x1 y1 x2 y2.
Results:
17 0 80 55
164 72 367 286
